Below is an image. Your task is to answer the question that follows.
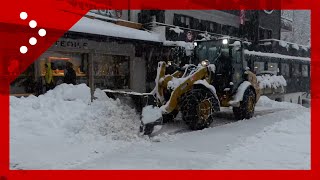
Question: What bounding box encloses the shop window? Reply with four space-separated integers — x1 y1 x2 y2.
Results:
39 52 87 86
93 55 130 90
281 63 290 77
302 65 309 77
267 62 278 75
253 61 265 74
292 63 301 77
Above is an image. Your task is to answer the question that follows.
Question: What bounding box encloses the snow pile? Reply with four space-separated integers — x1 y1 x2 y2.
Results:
257 74 287 89
169 26 184 34
141 105 162 124
256 95 302 109
10 84 141 142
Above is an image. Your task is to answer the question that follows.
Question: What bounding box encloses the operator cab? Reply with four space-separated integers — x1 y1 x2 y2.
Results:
194 37 245 95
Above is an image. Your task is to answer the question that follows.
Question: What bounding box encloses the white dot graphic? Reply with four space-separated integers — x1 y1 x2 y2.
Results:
20 46 28 54
29 37 37 45
20 12 28 20
38 29 46 37
29 20 37 28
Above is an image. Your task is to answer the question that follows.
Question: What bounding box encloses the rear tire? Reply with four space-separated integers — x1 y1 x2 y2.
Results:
180 88 219 130
233 88 256 120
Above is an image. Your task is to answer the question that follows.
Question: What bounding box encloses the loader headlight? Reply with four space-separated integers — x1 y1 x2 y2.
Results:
201 60 209 67
193 42 198 47
222 39 228 45
167 61 172 66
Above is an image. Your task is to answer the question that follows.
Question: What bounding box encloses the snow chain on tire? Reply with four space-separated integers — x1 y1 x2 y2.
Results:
233 88 256 120
180 87 220 130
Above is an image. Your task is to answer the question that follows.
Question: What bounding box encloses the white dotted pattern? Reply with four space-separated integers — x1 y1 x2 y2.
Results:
29 37 37 45
20 12 28 20
38 29 46 37
20 12 47 54
20 46 28 54
29 20 37 28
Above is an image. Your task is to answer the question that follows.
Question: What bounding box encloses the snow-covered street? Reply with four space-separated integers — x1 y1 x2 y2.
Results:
10 84 310 170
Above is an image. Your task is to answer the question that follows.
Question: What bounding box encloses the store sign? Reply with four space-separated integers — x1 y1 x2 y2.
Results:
55 40 88 49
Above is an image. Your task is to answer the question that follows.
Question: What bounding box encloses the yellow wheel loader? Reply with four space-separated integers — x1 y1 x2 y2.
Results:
139 38 261 135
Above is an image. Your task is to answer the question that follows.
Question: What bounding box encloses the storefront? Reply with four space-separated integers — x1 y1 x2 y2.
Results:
10 29 162 96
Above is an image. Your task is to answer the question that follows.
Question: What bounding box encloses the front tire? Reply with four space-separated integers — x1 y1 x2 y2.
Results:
233 88 256 120
180 88 220 130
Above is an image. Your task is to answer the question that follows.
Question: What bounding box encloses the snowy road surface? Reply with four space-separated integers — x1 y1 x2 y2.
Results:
10 84 310 170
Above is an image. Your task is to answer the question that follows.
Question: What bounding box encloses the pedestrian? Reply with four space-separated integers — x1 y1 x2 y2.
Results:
45 62 55 91
64 62 76 85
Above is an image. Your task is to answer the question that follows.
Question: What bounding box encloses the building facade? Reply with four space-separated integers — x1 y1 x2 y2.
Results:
10 10 285 96
281 10 310 46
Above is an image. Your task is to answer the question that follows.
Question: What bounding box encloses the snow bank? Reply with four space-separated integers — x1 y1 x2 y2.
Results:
256 95 303 109
10 84 146 169
10 84 141 142
257 74 287 89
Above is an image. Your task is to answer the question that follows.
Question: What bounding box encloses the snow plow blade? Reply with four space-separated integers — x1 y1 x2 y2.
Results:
139 116 163 135
103 89 157 113
103 89 165 136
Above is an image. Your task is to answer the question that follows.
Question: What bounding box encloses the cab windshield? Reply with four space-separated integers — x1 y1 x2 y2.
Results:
195 40 229 64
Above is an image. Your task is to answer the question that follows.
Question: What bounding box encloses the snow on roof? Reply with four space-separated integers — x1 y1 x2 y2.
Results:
70 17 163 42
244 50 310 61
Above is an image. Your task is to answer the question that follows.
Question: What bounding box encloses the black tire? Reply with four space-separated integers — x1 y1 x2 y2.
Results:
162 109 179 123
233 88 256 120
180 87 220 130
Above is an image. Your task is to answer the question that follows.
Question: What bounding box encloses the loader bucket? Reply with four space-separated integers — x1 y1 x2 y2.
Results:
103 89 157 113
140 105 164 135
103 89 162 135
